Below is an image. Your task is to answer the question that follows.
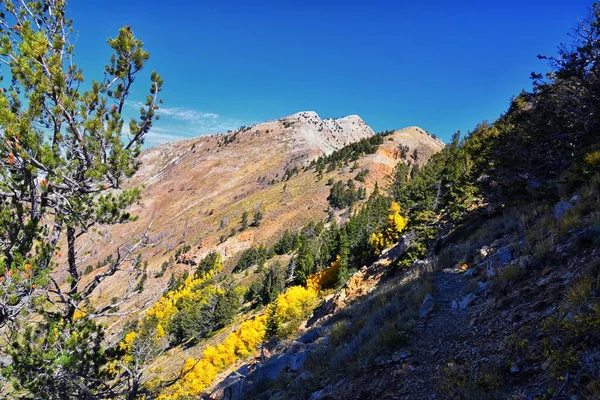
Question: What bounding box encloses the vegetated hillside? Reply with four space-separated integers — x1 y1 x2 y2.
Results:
3 2 599 399
204 6 600 400
59 111 442 344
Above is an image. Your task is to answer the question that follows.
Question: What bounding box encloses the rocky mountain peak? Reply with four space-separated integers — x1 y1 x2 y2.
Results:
281 111 375 157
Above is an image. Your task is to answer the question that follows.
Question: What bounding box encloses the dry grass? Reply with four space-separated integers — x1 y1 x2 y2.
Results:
567 276 594 307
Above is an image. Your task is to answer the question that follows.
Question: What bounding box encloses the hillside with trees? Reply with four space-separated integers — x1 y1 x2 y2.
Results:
1 1 600 400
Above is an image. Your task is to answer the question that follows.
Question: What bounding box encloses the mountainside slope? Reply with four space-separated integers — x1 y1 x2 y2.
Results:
60 114 442 342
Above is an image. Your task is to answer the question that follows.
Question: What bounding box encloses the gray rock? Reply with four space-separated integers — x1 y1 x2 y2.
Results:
286 341 307 355
479 245 490 258
259 351 309 380
529 312 540 319
554 201 573 220
510 364 520 374
297 328 321 344
485 261 495 278
260 355 289 380
419 294 435 318
392 351 403 362
294 371 313 384
400 352 409 359
570 195 579 203
222 378 243 400
459 293 475 310
563 312 575 322
537 276 551 287
412 259 432 270
375 356 387 365
309 389 328 400
235 363 253 377
561 272 575 281
289 352 308 371
493 248 512 266
451 300 459 310
542 361 550 371
212 371 247 400
518 255 533 269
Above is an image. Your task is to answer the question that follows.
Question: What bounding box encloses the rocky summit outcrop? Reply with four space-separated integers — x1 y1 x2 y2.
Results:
283 111 375 158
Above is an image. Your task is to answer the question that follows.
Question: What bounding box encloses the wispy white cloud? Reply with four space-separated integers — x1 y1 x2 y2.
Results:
156 106 219 122
125 101 253 148
127 101 219 122
144 129 189 147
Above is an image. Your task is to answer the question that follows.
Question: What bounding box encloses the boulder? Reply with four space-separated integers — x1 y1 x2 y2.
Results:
286 340 307 355
222 378 243 400
479 245 490 258
260 355 290 380
258 351 309 380
392 351 404 362
554 201 573 220
309 386 333 400
459 293 476 310
570 195 579 203
419 294 435 318
297 328 321 344
493 248 512 266
211 372 245 400
289 351 308 371
518 255 533 269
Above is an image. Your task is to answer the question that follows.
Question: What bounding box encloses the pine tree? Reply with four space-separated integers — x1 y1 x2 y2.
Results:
0 2 163 398
252 209 264 227
240 210 249 231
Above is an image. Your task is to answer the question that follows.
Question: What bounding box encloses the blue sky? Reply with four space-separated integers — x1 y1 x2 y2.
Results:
69 0 592 146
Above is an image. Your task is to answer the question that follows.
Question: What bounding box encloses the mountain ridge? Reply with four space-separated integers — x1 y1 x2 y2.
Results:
63 113 443 347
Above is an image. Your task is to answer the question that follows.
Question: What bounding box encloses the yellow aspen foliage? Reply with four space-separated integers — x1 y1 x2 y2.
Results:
584 150 600 167
369 201 408 255
159 315 267 399
266 285 318 338
72 308 87 321
119 331 137 352
271 286 318 324
160 260 320 398
306 255 341 292
117 331 138 364
145 262 221 337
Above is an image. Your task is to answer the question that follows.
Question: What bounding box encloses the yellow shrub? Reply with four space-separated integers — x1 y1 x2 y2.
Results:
159 315 267 399
158 254 324 398
72 308 87 321
307 255 341 292
584 150 600 167
266 285 318 338
145 262 220 338
272 286 318 322
369 201 408 254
